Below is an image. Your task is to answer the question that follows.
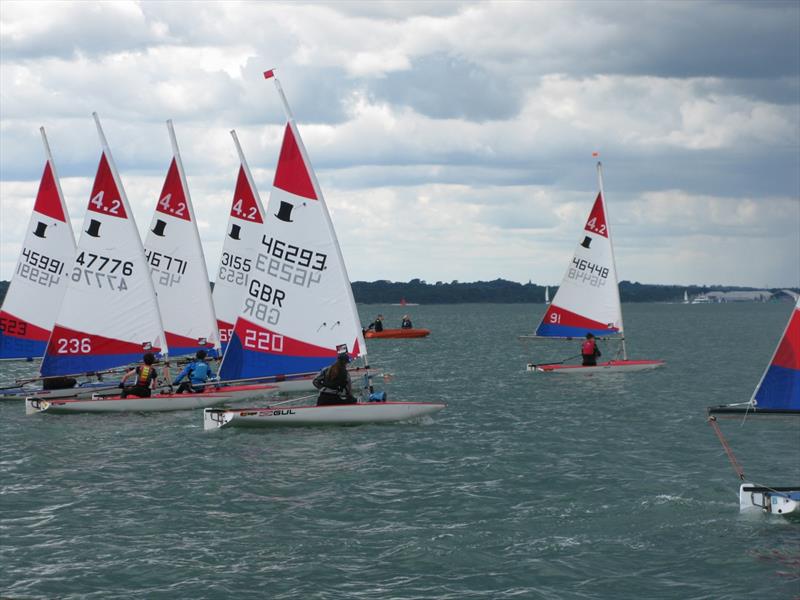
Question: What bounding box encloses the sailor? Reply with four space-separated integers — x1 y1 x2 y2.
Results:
173 349 216 393
581 333 602 366
312 345 357 406
400 315 413 329
366 314 384 333
120 352 160 398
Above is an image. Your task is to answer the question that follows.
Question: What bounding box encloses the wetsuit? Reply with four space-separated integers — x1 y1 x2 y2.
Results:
313 363 356 406
401 318 413 329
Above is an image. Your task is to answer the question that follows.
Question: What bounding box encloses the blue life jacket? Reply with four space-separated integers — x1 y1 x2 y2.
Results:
189 361 212 384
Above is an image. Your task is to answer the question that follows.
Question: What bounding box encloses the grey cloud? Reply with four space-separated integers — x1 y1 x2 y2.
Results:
369 53 521 121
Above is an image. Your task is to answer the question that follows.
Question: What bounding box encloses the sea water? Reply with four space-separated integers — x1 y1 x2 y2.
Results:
1 302 798 599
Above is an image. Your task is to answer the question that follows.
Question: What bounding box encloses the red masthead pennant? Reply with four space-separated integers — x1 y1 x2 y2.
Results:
273 124 317 200
87 153 127 219
33 162 66 222
156 158 190 221
230 166 263 223
583 192 608 238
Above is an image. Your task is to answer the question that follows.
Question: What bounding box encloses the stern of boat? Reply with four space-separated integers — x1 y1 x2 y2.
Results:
739 484 800 516
25 397 48 415
204 408 230 431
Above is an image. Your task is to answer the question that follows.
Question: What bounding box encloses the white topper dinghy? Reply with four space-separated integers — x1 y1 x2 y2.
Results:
707 297 800 516
26 390 234 414
206 70 445 429
143 121 220 359
23 115 178 413
521 160 663 374
205 401 446 430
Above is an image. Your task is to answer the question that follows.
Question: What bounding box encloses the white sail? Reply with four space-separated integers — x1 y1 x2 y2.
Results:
535 162 624 340
219 71 366 380
212 138 268 354
40 114 167 376
0 128 76 361
143 121 220 358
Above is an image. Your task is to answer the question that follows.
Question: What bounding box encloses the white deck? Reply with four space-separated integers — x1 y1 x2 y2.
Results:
527 359 664 374
26 392 233 414
204 402 446 430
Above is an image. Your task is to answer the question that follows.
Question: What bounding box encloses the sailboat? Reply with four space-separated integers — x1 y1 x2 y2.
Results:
545 286 550 304
204 70 445 430
0 128 76 364
683 290 689 304
143 121 220 359
707 297 799 516
26 115 235 414
521 161 664 373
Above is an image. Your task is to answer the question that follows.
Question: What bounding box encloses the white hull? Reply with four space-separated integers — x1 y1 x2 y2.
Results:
739 484 800 516
527 359 664 374
204 401 446 430
1 382 118 401
26 392 233 414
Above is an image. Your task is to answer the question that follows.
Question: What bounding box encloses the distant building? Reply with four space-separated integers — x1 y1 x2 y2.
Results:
705 291 773 303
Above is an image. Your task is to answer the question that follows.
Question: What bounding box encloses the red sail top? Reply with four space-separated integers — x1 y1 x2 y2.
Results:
87 153 128 219
156 158 191 221
230 166 264 223
33 162 67 222
583 193 608 238
273 124 317 200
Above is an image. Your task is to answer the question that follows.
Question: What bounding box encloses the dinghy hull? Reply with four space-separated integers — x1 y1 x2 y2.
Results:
204 401 446 430
26 391 234 414
739 484 800 516
365 328 430 339
528 359 664 373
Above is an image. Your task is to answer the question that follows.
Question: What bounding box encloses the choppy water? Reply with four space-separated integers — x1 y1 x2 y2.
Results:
1 302 798 599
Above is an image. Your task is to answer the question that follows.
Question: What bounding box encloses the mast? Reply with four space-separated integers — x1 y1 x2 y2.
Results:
92 112 169 358
597 160 627 360
167 119 220 354
265 70 368 370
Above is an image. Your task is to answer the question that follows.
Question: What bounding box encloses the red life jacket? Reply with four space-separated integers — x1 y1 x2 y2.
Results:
582 340 596 355
136 365 153 387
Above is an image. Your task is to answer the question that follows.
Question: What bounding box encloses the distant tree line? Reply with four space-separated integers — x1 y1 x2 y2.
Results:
0 278 791 307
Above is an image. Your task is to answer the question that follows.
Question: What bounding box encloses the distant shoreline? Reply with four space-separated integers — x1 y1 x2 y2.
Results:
1 278 796 306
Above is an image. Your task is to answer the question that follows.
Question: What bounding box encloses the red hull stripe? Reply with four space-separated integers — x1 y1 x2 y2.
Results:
165 331 214 350
230 166 263 223
273 124 317 200
540 304 617 332
541 360 664 371
234 318 336 358
33 162 67 222
772 308 800 371
156 159 191 222
46 325 160 356
87 153 127 219
0 310 51 341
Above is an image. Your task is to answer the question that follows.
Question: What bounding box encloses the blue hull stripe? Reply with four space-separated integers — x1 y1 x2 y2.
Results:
220 335 328 380
41 352 145 377
0 336 46 361
755 365 800 411
535 323 620 338
168 346 220 359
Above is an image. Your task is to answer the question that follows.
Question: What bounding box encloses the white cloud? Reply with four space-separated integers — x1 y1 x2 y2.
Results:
1 0 798 288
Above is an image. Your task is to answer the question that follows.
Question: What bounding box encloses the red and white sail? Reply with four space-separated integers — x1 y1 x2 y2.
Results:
40 114 167 376
535 162 624 340
144 121 219 358
212 137 267 354
0 128 76 361
219 71 366 380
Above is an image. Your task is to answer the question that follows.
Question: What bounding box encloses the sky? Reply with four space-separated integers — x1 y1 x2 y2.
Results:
1 0 798 288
